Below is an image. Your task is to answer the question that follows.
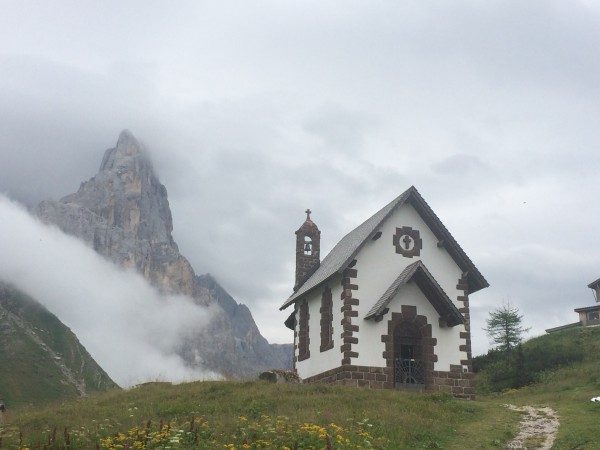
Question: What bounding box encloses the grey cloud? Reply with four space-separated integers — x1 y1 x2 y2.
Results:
0 55 159 206
303 105 379 154
431 153 488 175
1 1 599 355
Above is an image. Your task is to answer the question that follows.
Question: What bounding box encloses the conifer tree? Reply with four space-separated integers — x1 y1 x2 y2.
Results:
484 302 530 353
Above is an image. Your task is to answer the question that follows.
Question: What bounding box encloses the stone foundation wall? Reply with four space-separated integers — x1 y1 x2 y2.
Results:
431 364 475 400
303 364 474 399
303 365 393 389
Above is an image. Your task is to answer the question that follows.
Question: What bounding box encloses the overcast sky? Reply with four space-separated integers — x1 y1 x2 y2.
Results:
1 1 600 356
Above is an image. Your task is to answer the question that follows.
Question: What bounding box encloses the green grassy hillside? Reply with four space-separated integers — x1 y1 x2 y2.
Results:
475 326 600 449
0 284 118 407
2 381 516 449
474 325 600 392
497 356 600 449
3 326 599 449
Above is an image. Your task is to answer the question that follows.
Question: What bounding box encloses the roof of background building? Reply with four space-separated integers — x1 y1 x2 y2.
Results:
574 305 600 313
588 277 600 289
545 322 582 333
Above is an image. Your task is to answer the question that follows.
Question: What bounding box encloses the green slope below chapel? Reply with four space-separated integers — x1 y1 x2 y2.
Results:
475 326 600 449
4 320 600 448
5 381 518 449
0 284 117 407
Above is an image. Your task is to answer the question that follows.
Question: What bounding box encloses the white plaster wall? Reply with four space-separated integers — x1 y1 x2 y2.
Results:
352 202 468 371
295 273 343 379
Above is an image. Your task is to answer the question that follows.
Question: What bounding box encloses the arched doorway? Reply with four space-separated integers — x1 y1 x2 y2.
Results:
393 321 425 387
382 307 437 389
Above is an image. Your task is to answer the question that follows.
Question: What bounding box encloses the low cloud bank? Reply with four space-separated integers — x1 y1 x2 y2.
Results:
0 194 218 387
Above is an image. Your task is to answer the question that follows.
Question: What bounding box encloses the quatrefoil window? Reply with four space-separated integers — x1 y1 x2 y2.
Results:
393 226 422 258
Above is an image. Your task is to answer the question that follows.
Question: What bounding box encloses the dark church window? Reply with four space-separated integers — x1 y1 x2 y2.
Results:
588 311 600 321
320 286 333 352
298 300 310 361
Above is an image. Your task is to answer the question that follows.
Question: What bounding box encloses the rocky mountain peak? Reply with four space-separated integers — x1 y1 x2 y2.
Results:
100 129 146 172
37 131 179 290
53 130 174 246
35 131 293 377
117 128 138 147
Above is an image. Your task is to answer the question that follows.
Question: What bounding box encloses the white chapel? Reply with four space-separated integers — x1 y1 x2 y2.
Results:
280 186 488 398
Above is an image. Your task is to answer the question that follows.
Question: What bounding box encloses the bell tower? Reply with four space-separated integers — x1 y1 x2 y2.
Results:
294 209 321 291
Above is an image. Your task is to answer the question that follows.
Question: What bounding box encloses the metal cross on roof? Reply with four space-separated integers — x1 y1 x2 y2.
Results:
305 208 311 220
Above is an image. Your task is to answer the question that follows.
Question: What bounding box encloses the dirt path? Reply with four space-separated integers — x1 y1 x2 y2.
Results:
504 404 559 449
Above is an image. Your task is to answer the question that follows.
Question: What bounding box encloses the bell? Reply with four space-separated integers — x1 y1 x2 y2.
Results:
304 242 312 252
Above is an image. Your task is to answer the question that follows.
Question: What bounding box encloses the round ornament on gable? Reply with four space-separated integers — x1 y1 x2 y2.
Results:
393 226 422 258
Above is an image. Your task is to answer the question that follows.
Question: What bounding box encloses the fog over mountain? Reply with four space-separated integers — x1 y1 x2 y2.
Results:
1 1 600 354
0 194 217 386
31 131 292 380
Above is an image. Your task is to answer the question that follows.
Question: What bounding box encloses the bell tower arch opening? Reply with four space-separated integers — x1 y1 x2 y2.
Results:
294 209 321 291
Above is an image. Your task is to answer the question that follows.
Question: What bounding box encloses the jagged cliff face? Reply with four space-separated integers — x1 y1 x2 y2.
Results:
36 131 291 377
38 131 200 300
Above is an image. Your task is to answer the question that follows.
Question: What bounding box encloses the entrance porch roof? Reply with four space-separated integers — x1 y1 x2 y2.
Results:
364 260 464 327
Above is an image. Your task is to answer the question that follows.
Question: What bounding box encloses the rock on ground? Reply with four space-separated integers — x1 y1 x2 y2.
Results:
258 370 301 383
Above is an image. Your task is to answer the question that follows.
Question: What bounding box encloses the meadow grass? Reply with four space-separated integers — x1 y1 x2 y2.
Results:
474 326 600 449
488 359 600 449
6 327 600 448
3 381 518 449
474 326 600 393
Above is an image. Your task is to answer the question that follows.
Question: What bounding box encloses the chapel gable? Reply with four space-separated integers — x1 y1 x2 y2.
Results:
281 186 488 399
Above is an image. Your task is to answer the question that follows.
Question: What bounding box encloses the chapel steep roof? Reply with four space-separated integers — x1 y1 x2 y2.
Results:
280 186 489 310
